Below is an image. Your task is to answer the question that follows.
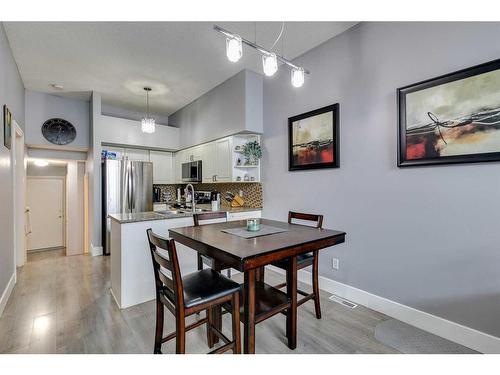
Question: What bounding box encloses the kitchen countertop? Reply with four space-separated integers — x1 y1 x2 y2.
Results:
109 205 262 224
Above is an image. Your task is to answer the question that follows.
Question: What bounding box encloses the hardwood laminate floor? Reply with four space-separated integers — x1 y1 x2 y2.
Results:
0 249 399 354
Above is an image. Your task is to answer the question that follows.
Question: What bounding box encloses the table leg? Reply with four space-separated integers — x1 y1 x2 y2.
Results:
211 259 224 344
286 256 297 350
243 268 256 354
255 266 265 282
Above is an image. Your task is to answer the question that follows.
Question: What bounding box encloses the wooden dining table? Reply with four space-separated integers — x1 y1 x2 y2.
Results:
169 218 346 354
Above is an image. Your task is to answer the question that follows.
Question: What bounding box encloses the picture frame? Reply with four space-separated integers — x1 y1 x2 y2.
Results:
398 58 500 167
288 103 339 171
3 105 12 150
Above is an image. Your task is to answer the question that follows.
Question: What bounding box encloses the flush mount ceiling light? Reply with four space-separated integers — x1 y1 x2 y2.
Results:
214 24 310 87
226 34 242 62
141 87 155 134
34 159 49 167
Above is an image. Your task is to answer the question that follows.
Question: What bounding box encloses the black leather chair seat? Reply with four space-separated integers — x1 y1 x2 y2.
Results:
178 269 241 309
273 252 314 270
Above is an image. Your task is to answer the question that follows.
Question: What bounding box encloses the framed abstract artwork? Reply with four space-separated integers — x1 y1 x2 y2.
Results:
3 105 12 150
398 58 500 167
288 103 339 171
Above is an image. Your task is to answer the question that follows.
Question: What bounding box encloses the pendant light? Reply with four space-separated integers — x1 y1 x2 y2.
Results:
226 34 242 62
262 52 278 77
291 67 305 88
141 87 155 134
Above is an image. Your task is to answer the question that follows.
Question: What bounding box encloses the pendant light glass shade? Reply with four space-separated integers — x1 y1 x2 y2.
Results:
141 117 155 133
262 52 278 77
226 35 242 62
291 67 305 88
141 87 155 134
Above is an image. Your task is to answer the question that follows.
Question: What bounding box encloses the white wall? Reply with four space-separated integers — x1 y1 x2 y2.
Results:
66 161 85 256
169 69 263 149
0 23 25 315
27 164 67 177
99 115 178 150
25 90 89 150
101 103 169 126
262 22 500 339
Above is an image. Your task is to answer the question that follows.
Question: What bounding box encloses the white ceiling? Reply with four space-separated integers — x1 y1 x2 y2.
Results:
4 22 356 117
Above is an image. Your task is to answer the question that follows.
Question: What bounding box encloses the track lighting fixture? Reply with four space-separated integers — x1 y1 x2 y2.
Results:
214 24 309 87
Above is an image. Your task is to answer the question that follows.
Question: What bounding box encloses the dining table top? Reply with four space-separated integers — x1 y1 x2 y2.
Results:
169 218 346 271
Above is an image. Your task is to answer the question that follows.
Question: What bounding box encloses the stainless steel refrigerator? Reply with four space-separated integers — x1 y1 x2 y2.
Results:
102 159 153 255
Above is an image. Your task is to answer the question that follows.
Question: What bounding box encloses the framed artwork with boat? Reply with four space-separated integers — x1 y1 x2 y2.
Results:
398 58 500 167
288 103 339 171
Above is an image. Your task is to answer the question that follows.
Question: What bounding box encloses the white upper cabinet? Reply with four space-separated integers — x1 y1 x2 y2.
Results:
124 148 150 162
150 151 173 184
214 137 232 182
201 142 216 182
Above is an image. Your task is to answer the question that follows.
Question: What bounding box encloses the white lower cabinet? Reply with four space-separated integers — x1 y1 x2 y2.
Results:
226 210 262 222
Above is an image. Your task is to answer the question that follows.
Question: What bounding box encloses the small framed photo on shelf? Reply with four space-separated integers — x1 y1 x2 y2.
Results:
288 103 339 171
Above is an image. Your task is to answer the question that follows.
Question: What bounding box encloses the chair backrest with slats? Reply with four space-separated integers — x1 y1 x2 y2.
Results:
146 229 184 308
193 211 227 226
288 211 324 229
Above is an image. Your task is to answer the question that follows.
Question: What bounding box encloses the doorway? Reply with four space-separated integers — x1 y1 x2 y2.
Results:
26 176 66 251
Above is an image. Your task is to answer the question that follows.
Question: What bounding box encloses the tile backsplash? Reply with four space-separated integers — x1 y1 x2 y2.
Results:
154 183 263 208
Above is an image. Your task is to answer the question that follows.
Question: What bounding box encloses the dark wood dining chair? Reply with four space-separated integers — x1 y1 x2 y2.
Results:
270 211 324 319
146 228 241 354
194 212 232 278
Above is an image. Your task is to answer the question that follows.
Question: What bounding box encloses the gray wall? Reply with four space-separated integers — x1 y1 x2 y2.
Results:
25 90 89 150
262 22 500 338
170 70 263 149
0 23 25 301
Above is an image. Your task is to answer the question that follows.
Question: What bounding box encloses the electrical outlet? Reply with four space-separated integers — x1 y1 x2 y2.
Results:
332 258 340 270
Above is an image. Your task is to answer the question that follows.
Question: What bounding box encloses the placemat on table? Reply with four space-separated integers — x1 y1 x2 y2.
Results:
221 225 288 239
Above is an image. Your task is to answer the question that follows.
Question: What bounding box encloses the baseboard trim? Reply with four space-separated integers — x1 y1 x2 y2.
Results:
0 272 16 318
267 265 500 354
90 243 103 257
109 287 121 309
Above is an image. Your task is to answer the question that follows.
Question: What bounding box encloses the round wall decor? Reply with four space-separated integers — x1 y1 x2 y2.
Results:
41 118 77 145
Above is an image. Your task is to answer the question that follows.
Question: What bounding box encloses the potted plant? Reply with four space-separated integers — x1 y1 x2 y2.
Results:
242 140 262 165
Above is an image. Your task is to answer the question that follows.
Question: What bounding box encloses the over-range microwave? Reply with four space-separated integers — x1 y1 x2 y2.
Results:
182 160 202 182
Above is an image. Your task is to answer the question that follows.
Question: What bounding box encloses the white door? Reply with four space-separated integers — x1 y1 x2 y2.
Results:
26 177 65 251
215 138 232 182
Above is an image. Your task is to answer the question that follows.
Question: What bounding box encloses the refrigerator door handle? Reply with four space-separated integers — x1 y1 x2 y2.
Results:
131 163 136 210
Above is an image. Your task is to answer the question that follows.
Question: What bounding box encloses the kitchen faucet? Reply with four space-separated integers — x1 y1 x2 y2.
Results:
185 184 196 213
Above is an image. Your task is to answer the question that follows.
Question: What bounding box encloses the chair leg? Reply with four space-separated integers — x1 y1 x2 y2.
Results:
206 308 214 348
154 300 164 354
175 313 186 354
231 292 241 354
312 251 322 319
197 254 203 271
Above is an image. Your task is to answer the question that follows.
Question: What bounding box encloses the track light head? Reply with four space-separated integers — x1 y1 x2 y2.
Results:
226 35 242 62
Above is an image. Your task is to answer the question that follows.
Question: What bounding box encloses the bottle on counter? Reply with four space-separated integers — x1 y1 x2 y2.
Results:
211 191 220 211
